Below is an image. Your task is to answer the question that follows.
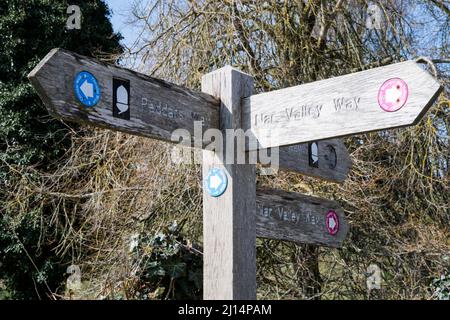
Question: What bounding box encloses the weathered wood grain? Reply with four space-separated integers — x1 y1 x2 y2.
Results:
256 188 349 248
28 48 220 144
243 61 443 149
202 66 256 300
275 139 352 183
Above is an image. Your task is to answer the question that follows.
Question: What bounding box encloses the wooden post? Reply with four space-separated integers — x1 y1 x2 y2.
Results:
201 66 256 300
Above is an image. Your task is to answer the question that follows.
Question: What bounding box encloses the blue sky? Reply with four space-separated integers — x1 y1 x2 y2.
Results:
105 0 138 47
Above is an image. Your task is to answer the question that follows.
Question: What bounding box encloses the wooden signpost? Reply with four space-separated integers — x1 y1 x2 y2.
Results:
29 48 442 301
243 61 443 149
256 188 348 248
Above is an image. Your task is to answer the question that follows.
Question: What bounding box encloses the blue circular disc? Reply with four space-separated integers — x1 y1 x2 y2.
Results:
73 71 101 107
204 168 228 197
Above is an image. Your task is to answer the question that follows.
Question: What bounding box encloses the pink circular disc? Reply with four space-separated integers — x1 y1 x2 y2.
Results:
326 210 339 236
378 78 409 112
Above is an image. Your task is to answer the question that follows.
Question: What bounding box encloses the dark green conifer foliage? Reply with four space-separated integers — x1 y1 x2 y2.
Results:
0 0 122 299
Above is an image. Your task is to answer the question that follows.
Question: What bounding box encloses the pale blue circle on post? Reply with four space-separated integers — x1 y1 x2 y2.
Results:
205 168 228 197
74 71 101 107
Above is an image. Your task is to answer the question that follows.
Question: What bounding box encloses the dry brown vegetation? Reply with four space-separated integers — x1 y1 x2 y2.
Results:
3 0 449 299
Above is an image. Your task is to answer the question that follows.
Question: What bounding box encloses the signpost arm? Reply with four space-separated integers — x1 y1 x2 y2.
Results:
201 66 256 300
276 139 352 183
